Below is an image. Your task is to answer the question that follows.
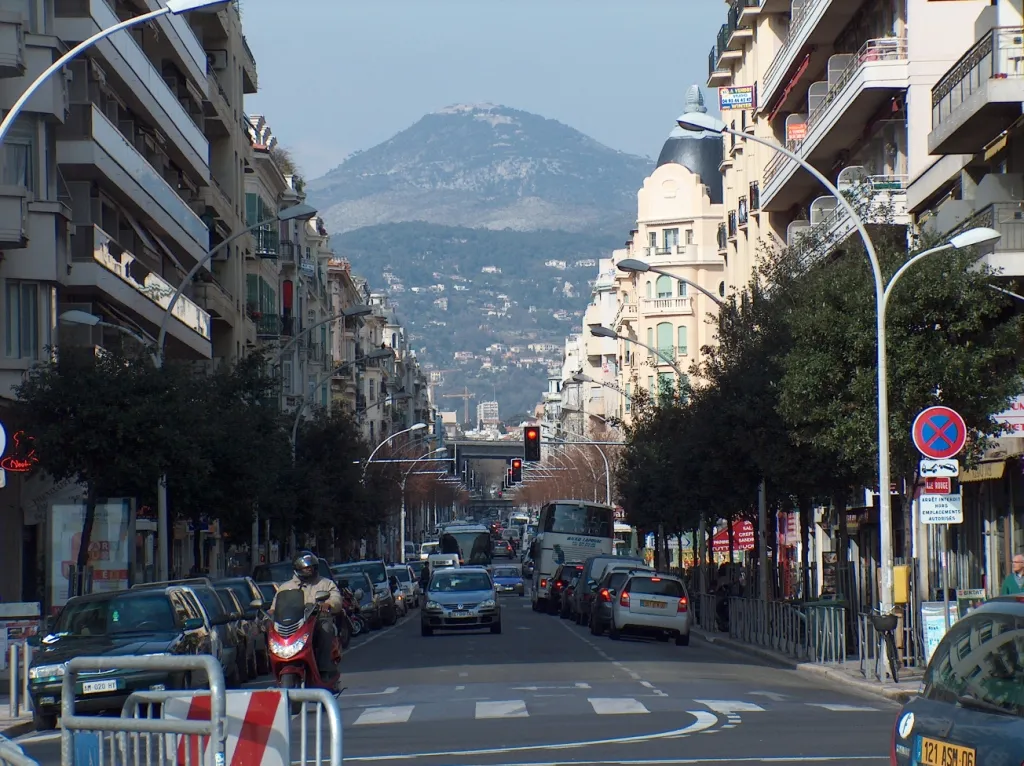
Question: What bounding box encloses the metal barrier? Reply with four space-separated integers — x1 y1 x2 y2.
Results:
291 689 344 766
60 655 227 766
696 593 718 632
858 611 922 680
7 644 32 718
0 735 37 766
728 597 847 663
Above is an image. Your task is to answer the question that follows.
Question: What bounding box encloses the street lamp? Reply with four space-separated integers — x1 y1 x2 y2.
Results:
617 258 725 306
399 447 447 563
676 108 1001 616
362 422 428 478
589 325 685 380
0 0 227 146
59 311 156 362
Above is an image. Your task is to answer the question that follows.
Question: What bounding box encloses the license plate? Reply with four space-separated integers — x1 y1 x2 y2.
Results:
640 600 665 608
917 736 976 766
82 679 119 694
451 611 471 618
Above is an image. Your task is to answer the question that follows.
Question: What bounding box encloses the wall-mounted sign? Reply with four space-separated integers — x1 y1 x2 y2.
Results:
786 122 807 142
719 85 756 111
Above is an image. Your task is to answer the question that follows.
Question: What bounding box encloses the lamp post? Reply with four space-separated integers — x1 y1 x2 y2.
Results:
362 422 428 480
549 432 611 505
399 448 446 563
676 109 1002 614
617 258 725 307
0 0 228 146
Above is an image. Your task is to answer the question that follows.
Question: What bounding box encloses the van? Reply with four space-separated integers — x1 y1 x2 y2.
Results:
420 542 438 560
570 554 650 623
428 553 460 570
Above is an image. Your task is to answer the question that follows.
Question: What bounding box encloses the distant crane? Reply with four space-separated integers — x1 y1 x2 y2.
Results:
441 386 475 427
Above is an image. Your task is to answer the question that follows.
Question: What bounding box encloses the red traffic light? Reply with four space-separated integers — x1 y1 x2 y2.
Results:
512 459 522 469
525 428 539 441
524 427 540 461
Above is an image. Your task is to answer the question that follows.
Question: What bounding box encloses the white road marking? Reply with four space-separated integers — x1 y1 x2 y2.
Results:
455 685 465 690
807 703 879 712
476 700 529 719
589 697 649 715
458 671 469 677
512 684 590 691
694 700 765 716
353 705 415 725
640 681 654 689
749 691 787 702
575 682 591 689
340 686 399 698
340 711 719 761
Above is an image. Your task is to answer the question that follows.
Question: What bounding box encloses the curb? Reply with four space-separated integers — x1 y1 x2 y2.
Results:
0 720 34 740
693 627 916 704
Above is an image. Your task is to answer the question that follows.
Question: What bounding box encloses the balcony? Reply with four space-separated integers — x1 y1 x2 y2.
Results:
136 0 208 88
190 278 236 325
760 0 868 114
241 35 258 94
726 0 757 50
640 297 694 316
254 226 279 258
203 69 233 138
0 9 25 78
728 210 738 238
67 224 212 355
716 24 743 70
56 0 209 183
254 313 280 338
646 347 686 365
278 240 297 264
750 181 760 211
738 197 749 227
0 185 27 248
760 38 909 212
58 104 210 264
708 45 732 87
929 28 1024 156
0 34 70 123
717 222 727 251
947 202 1024 277
642 244 721 268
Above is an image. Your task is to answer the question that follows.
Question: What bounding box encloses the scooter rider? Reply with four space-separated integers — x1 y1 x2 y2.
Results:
272 552 343 675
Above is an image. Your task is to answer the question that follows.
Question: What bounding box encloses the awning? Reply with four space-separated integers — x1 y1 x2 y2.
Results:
961 460 1006 483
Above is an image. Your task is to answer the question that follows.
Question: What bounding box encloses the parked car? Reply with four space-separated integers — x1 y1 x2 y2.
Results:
571 554 649 625
333 570 381 629
28 587 219 730
331 561 398 626
253 557 331 584
587 569 634 635
608 572 691 646
388 565 421 608
217 576 270 675
891 596 1024 766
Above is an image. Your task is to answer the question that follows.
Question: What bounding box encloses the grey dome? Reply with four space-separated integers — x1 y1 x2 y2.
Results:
656 85 723 205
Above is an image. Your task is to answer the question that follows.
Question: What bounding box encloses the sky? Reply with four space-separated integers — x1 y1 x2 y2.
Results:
241 0 724 180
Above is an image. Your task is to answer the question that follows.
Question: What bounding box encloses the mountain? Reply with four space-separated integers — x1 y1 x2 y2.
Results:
306 103 652 235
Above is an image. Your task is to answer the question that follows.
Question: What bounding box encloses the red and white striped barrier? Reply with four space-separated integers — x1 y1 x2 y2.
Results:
164 689 290 766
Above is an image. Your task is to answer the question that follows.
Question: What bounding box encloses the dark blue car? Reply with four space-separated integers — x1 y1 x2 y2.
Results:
491 566 524 597
891 597 1024 766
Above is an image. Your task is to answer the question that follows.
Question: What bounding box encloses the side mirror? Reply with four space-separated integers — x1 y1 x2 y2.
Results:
249 598 264 610
183 617 205 631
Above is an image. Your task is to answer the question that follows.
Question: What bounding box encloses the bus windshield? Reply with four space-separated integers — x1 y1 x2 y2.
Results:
542 504 613 537
440 529 492 566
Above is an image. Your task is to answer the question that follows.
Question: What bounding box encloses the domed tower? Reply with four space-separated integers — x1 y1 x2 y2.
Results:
655 85 723 205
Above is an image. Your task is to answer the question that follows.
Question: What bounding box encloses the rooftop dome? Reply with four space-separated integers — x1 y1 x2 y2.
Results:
655 85 723 204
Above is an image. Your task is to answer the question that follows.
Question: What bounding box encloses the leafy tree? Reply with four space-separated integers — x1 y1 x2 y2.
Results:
14 347 203 568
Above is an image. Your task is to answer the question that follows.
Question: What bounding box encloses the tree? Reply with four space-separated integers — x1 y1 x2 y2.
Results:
14 347 203 568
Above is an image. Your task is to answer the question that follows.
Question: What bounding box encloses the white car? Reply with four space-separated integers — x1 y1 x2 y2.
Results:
608 572 691 646
387 565 421 608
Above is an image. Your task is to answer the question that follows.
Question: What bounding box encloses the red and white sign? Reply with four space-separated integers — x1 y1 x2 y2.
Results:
164 690 290 766
912 406 967 460
924 477 951 494
995 395 1024 436
711 520 755 553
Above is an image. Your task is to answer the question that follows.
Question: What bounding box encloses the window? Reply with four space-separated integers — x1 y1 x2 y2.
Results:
542 503 612 537
624 383 631 413
663 228 679 249
282 360 293 395
647 375 654 393
627 577 684 597
648 231 656 248
646 327 654 347
685 229 694 245
658 372 674 398
2 117 35 191
5 280 46 360
677 281 688 297
369 379 376 401
923 610 1024 718
677 326 688 355
645 281 652 299
656 322 673 356
655 275 672 299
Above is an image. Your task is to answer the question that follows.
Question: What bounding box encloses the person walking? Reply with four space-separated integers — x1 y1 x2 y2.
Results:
1001 554 1024 595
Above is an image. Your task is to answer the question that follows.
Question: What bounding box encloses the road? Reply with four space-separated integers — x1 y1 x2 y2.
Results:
15 583 898 765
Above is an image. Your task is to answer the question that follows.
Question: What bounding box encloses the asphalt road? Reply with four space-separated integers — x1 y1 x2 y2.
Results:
14 576 899 765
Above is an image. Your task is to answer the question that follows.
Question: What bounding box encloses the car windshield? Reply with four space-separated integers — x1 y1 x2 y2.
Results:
388 568 411 582
223 582 253 609
492 568 519 578
430 572 492 592
56 594 177 636
335 562 388 584
257 583 277 600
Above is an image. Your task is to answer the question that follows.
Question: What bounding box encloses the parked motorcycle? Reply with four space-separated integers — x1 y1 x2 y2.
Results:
268 589 341 692
341 587 365 639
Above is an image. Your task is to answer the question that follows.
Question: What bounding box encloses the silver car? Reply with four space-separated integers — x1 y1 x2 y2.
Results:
421 568 501 636
608 572 691 646
387 565 421 608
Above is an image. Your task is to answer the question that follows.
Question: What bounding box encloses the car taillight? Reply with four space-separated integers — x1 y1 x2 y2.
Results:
677 596 688 613
540 578 547 588
619 591 630 607
554 581 564 590
599 588 611 602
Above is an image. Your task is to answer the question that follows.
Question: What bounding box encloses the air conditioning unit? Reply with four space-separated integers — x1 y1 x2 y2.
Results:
207 49 228 71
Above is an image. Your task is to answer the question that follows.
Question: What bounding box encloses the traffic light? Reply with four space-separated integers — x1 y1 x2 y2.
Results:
511 458 522 484
506 467 513 487
524 426 541 461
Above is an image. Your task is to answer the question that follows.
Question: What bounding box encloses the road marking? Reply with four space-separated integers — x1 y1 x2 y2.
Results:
343 615 409 654
455 685 465 690
353 705 415 725
589 697 649 715
640 681 654 689
807 703 879 712
340 711 719 761
512 683 590 691
340 686 399 698
749 691 787 702
476 700 528 719
694 700 765 716
458 672 469 677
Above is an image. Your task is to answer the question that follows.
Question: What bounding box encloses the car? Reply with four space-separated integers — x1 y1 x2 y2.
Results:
27 587 219 730
331 561 399 626
547 563 584 615
388 565 421 608
891 596 1024 765
216 576 270 675
492 540 514 559
253 557 331 584
491 566 525 596
421 568 501 636
608 572 691 646
587 569 636 635
571 554 649 625
333 570 381 629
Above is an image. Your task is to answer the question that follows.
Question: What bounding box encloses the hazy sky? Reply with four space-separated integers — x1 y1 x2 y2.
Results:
242 0 723 179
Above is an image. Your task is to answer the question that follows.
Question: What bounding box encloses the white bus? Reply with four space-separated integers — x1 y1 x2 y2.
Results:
529 500 615 612
614 522 639 556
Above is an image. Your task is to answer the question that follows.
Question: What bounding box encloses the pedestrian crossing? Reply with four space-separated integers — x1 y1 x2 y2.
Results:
345 695 882 726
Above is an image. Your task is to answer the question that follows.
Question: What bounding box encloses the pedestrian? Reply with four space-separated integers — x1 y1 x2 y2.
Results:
1001 554 1024 594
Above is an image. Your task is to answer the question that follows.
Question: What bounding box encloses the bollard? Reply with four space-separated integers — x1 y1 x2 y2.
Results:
8 645 17 719
20 643 30 715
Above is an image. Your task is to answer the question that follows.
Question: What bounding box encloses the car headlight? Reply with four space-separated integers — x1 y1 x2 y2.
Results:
479 599 496 609
29 664 65 681
425 601 442 610
269 635 307 659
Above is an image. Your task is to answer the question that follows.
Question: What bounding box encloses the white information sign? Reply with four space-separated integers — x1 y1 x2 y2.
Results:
919 493 963 525
919 459 959 478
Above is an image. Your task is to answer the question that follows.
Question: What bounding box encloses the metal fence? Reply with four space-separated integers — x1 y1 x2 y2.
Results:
7 643 32 719
0 736 36 766
728 597 847 663
857 610 924 681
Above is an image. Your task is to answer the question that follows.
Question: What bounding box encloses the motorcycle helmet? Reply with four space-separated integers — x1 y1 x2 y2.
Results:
293 552 318 584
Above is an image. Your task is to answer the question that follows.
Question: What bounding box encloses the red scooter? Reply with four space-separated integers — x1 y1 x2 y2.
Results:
268 589 341 691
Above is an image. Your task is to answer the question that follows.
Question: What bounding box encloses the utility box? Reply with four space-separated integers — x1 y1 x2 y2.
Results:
893 565 910 604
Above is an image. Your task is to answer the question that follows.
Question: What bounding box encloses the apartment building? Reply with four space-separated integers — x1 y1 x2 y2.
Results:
328 255 363 412
577 258 621 422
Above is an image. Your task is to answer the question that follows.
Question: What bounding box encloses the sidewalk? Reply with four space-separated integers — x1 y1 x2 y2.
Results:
693 626 921 704
0 697 35 739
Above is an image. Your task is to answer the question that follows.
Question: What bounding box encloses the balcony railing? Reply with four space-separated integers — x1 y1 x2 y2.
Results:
255 313 280 338
948 202 1024 253
717 222 728 250
728 211 738 237
738 197 749 226
750 181 761 210
254 227 278 258
278 240 296 262
646 346 684 364
716 24 730 63
762 0 824 99
932 27 1024 129
640 297 694 315
708 45 720 80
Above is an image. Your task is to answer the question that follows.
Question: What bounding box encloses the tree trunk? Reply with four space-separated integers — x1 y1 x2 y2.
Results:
76 482 98 569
